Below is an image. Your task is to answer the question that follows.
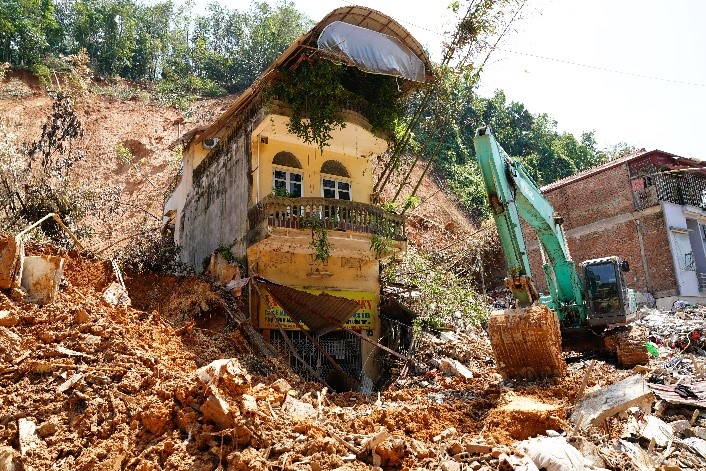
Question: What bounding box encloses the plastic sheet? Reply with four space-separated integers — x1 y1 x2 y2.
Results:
317 21 426 82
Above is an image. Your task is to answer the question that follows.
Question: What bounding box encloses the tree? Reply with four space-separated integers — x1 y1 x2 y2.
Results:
0 0 61 66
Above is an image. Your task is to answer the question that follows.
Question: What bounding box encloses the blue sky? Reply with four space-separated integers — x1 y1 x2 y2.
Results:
213 0 706 158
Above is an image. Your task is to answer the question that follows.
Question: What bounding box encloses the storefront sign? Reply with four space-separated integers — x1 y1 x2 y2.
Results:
259 288 376 330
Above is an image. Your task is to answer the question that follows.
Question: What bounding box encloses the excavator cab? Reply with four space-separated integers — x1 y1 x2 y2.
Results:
582 257 637 326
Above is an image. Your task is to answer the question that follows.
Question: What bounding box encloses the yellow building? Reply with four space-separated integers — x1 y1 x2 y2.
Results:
163 6 432 390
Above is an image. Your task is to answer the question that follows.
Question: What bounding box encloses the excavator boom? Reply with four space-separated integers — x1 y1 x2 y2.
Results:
474 127 581 379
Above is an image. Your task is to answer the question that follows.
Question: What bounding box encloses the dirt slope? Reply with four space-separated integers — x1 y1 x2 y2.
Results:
0 73 236 255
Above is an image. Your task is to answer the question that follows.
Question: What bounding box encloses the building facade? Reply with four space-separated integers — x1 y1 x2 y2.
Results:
162 7 432 389
525 149 706 309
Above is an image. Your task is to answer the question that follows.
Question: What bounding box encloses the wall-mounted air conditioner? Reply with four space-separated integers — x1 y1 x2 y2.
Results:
202 137 219 149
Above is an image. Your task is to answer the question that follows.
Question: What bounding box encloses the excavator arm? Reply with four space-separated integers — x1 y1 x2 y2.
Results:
473 126 577 379
474 127 585 325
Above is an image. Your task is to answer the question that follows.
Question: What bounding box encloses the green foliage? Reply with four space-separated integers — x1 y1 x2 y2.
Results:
271 186 292 197
382 246 489 329
1 0 312 95
402 195 420 212
216 245 236 263
115 142 135 166
115 220 188 274
382 201 399 213
308 216 333 262
0 0 61 67
268 60 346 150
370 220 398 258
268 60 406 149
30 62 53 87
413 71 620 219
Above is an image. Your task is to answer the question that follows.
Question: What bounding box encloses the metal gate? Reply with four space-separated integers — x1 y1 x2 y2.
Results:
271 330 362 390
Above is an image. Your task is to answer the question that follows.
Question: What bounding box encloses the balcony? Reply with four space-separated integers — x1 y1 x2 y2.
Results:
247 195 406 255
633 172 706 210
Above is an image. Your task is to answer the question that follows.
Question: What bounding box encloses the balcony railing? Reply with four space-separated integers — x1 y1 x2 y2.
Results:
247 195 406 245
633 172 706 210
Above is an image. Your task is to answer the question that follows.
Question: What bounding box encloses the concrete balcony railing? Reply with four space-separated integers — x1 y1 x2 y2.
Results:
247 195 405 246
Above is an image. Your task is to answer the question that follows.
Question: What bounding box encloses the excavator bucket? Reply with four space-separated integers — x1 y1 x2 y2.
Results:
488 304 566 380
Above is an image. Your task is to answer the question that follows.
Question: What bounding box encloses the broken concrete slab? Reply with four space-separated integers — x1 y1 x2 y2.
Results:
440 460 461 471
102 282 131 307
282 394 317 421
53 346 94 359
439 358 473 379
0 234 23 290
466 442 493 454
57 373 84 394
0 445 22 471
18 418 40 456
615 439 655 471
195 358 251 395
517 436 585 471
433 426 457 443
269 378 292 394
201 388 237 430
241 394 258 415
0 327 21 363
640 415 673 447
683 437 706 459
566 436 606 469
206 251 240 285
21 255 64 305
571 375 653 430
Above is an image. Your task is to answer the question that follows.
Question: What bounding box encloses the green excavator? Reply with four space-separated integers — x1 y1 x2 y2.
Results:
473 126 641 379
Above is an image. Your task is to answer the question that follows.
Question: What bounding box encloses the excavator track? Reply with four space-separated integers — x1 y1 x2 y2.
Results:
488 304 566 380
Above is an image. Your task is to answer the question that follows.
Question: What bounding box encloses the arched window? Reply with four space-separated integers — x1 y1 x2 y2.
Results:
321 160 349 178
321 160 351 201
272 152 303 197
273 151 302 169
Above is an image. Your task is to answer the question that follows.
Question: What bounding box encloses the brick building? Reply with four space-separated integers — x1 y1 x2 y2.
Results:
525 149 706 309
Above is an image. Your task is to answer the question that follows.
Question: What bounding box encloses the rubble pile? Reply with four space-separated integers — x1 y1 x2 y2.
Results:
3 250 706 470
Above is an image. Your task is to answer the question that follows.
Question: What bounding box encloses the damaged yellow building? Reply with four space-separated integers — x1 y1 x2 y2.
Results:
163 6 432 390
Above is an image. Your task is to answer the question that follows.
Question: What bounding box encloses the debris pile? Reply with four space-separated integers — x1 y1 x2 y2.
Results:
3 249 706 470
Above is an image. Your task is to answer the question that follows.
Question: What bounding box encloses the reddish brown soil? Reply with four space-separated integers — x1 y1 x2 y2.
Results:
0 75 672 471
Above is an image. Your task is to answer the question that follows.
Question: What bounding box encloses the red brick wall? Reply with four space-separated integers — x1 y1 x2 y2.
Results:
523 163 676 297
548 164 635 228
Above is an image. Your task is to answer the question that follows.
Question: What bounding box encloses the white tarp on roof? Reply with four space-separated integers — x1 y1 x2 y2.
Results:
317 21 426 83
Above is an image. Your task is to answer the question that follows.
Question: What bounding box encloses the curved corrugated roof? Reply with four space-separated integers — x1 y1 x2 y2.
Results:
200 5 432 141
312 5 432 76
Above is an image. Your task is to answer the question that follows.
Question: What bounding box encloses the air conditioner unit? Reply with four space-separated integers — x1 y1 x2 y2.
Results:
202 137 219 149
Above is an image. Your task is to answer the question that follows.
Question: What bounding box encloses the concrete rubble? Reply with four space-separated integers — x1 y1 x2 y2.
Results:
2 250 706 470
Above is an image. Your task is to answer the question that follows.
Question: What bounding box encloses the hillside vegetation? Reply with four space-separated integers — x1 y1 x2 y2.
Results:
0 0 634 223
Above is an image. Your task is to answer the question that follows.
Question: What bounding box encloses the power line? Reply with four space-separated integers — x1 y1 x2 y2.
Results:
496 48 706 88
333 0 705 89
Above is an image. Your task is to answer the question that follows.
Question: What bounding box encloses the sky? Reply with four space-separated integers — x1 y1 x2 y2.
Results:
217 0 706 158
